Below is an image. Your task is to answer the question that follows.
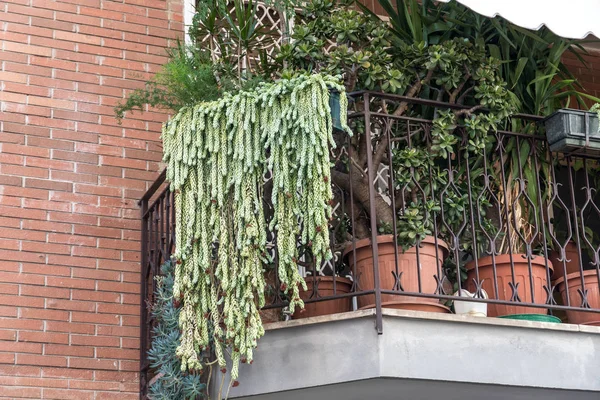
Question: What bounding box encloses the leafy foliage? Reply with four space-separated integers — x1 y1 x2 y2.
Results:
115 42 221 121
147 261 206 400
162 74 350 392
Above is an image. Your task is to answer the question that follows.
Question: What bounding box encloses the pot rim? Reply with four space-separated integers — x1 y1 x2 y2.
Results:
303 275 353 285
358 300 451 312
342 234 448 259
466 253 553 272
553 269 600 286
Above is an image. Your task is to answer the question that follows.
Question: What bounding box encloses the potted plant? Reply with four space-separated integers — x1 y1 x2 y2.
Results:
544 105 600 155
463 132 555 318
293 235 354 319
555 270 600 326
279 0 515 313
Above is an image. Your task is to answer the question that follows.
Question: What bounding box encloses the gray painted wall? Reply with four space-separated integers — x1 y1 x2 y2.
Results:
211 309 600 399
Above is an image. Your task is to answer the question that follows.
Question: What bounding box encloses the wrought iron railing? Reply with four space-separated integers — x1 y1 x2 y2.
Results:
139 92 600 397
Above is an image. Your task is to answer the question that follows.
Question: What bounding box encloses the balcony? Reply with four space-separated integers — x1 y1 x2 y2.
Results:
140 92 600 399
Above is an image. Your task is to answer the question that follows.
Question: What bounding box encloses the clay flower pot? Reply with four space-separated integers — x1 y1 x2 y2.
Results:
260 268 281 323
550 241 581 283
555 270 600 325
292 276 352 319
344 235 448 312
466 254 553 317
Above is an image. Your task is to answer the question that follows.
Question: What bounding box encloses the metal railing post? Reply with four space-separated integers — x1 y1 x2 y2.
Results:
139 196 149 400
363 92 384 334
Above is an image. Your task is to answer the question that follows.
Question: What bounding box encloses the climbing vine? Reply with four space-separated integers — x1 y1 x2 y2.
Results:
162 73 351 389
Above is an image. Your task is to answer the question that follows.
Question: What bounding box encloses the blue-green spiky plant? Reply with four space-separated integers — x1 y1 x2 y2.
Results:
147 261 207 399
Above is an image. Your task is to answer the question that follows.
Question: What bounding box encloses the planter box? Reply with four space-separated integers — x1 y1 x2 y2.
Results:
329 90 344 132
544 109 600 155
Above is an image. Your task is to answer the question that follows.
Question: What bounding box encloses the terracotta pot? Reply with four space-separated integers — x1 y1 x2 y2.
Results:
466 254 553 317
260 268 281 323
360 301 450 313
550 241 581 283
344 235 448 311
292 276 352 319
555 270 600 325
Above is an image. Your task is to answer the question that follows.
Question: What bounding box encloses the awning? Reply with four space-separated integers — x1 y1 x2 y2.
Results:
438 0 600 39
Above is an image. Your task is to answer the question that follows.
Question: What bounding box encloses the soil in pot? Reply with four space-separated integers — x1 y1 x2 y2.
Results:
292 276 352 319
344 235 448 312
466 254 553 317
555 270 600 325
550 241 581 283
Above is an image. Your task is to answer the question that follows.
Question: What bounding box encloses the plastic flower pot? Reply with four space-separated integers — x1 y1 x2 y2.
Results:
453 289 488 317
544 109 600 155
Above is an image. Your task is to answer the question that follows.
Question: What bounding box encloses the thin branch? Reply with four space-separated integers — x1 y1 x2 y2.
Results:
457 86 474 105
393 69 435 117
454 104 484 118
449 73 471 104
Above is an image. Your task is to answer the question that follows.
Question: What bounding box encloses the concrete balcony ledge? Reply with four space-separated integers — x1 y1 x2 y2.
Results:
214 309 600 399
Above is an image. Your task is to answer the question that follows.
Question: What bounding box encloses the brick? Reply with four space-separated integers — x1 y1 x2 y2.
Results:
97 281 139 294
71 290 119 303
20 308 69 322
97 303 138 315
0 271 44 286
121 337 139 349
3 41 51 57
52 150 99 165
72 268 120 281
17 354 67 368
45 298 95 313
18 331 69 345
47 254 96 269
0 249 45 264
41 367 93 379
20 285 70 300
45 344 93 358
22 199 71 213
45 321 94 335
98 238 138 251
68 379 120 391
22 219 71 234
118 360 139 371
48 232 97 246
0 318 43 332
0 330 17 341
73 225 121 239
96 348 138 360
3 82 50 97
69 357 118 371
74 184 122 198
21 263 70 277
0 375 67 389
46 277 95 290
0 341 41 354
25 178 72 192
0 294 44 308
51 170 97 184
0 365 40 377
31 16 74 31
26 156 74 172
71 312 120 325
77 163 122 178
22 241 70 255
70 335 119 347
42 388 94 400
0 385 40 398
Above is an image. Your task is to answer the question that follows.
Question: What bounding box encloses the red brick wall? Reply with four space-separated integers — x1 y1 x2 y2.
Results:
0 0 182 398
563 48 600 108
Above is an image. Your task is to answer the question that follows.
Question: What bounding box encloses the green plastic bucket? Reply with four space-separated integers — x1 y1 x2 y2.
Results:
498 314 561 323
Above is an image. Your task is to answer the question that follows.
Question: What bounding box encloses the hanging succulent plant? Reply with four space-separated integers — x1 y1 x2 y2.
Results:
161 73 351 387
